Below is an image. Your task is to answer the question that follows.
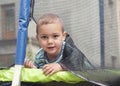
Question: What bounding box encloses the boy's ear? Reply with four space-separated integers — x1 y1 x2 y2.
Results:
62 31 67 41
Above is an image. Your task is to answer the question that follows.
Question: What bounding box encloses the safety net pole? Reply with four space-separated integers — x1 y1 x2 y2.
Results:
11 0 30 86
99 0 105 68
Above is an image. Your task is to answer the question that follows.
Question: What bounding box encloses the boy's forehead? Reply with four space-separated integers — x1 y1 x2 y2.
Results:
39 22 62 29
37 23 63 33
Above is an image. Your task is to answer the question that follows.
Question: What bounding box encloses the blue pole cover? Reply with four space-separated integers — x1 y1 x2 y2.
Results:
15 0 30 65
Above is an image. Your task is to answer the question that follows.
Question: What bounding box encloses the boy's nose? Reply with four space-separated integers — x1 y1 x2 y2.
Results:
47 38 53 43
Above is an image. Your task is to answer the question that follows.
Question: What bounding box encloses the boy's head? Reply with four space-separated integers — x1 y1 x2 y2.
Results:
36 13 64 34
36 13 66 57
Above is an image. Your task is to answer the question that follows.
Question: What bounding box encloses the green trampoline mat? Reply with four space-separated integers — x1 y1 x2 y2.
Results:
0 67 83 84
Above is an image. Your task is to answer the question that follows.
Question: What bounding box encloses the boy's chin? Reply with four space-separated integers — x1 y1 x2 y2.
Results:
47 51 56 55
46 50 58 55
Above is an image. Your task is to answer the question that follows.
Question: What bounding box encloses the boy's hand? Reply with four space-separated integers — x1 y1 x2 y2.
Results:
24 59 37 68
42 63 63 76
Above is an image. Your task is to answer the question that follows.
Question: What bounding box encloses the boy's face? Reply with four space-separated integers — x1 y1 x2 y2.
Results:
36 22 66 57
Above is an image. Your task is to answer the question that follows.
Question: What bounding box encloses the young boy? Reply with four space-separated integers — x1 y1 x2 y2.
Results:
24 13 94 76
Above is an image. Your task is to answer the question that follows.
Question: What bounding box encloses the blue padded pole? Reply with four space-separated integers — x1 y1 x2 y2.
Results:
11 0 30 86
15 0 30 65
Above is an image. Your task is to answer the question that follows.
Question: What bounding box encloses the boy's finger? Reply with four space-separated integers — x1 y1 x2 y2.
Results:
43 67 53 75
48 70 56 76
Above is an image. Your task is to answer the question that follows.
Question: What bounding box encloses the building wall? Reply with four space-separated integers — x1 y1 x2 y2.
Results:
104 0 120 68
0 0 20 66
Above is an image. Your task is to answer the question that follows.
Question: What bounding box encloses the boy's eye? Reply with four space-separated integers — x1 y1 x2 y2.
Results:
53 35 59 39
41 36 48 39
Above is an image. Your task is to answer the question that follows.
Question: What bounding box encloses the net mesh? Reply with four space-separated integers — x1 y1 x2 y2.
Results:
31 0 120 69
0 0 120 85
0 0 120 69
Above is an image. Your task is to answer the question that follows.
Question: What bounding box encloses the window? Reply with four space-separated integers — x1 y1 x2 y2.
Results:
1 3 16 40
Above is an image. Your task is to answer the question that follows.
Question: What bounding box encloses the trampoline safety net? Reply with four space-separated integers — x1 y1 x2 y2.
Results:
0 0 120 86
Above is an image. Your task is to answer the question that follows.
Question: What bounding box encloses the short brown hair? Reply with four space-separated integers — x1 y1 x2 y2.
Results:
36 13 64 34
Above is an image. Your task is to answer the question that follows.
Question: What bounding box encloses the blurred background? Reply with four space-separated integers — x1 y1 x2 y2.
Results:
0 0 120 70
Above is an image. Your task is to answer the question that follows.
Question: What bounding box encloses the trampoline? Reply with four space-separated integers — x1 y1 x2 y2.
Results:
0 0 120 86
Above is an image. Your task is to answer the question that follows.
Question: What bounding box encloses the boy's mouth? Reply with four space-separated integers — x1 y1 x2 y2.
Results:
47 46 55 50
